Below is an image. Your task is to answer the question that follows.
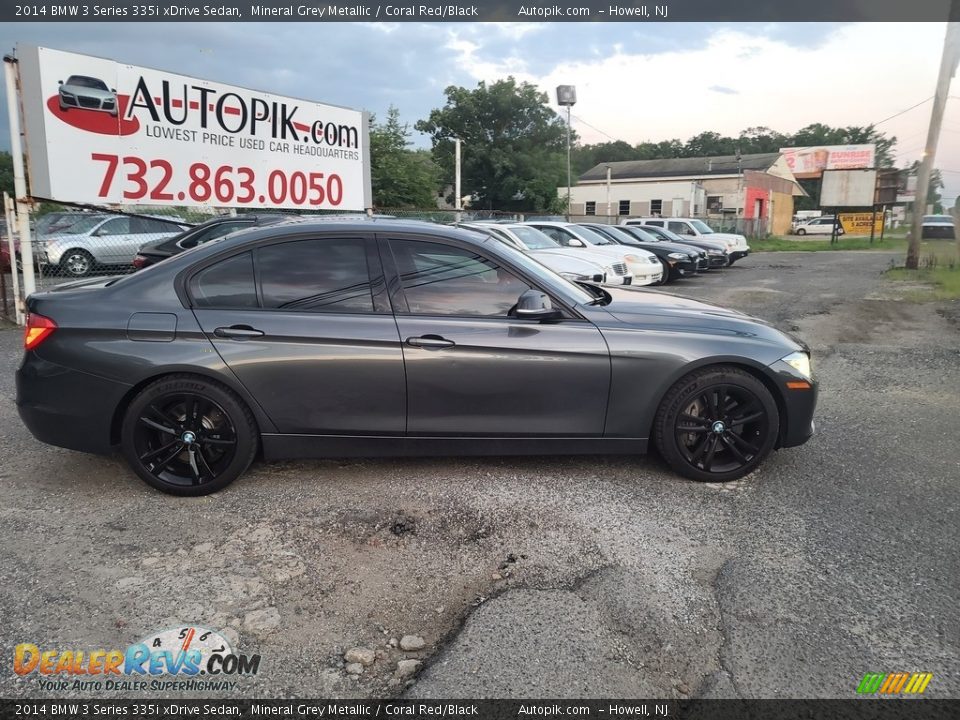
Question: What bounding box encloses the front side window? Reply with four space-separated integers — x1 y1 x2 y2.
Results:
390 239 531 317
97 217 131 235
257 238 374 313
668 221 694 235
190 251 258 308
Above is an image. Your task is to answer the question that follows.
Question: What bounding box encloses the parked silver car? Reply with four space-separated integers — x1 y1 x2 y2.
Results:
37 214 187 277
460 222 634 286
58 75 118 115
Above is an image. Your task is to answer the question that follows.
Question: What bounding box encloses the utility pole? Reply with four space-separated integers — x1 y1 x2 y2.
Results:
908 13 960 269
454 137 462 223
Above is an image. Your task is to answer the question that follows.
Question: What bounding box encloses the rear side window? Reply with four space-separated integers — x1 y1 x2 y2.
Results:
189 252 257 308
257 238 374 313
181 221 251 249
645 220 664 227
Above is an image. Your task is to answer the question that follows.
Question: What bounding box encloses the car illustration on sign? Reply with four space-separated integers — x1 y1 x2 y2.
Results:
57 75 118 116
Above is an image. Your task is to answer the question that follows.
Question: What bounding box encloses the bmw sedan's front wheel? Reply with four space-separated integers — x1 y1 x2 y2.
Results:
654 366 779 482
121 375 259 496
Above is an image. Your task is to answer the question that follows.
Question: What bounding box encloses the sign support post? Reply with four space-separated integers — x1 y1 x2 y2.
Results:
3 54 36 299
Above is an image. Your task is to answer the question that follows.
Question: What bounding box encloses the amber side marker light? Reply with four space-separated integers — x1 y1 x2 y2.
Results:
786 380 812 390
24 313 57 351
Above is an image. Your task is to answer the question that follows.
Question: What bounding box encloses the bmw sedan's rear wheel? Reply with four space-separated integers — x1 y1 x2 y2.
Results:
654 366 779 482
121 375 258 496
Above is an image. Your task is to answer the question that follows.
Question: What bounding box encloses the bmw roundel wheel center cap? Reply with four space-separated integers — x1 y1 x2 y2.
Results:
712 421 726 435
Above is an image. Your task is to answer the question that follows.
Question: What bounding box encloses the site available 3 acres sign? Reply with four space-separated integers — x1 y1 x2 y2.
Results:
17 45 371 210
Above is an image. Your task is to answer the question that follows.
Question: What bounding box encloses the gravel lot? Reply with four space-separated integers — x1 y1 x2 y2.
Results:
1 251 957 699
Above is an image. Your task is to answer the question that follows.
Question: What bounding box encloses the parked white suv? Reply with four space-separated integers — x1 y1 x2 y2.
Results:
463 222 634 287
524 221 663 285
622 218 750 265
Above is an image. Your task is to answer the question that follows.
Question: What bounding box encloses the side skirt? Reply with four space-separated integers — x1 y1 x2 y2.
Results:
261 434 647 460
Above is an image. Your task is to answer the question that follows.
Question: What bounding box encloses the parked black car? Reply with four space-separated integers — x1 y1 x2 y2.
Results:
628 224 730 268
133 214 293 269
17 220 816 496
579 223 702 283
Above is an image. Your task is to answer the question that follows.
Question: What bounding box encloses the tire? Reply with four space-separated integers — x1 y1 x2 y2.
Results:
653 366 779 483
657 259 671 285
796 228 806 236
59 249 94 277
120 374 259 496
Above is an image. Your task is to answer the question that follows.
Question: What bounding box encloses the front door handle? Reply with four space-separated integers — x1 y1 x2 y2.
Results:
405 335 455 349
214 325 264 339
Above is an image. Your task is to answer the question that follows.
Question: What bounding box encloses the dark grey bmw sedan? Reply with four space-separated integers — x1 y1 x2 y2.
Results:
16 219 816 496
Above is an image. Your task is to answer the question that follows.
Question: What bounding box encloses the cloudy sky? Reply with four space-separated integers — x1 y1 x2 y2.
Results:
2 21 959 205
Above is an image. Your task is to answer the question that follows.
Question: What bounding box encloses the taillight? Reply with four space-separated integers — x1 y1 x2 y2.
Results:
24 313 57 351
132 255 147 269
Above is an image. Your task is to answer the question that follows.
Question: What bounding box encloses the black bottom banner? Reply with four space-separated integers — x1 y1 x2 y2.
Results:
1 700 959 720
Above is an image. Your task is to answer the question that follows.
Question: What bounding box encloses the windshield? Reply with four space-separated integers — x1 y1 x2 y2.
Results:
619 226 659 243
488 237 595 306
574 225 615 245
67 76 109 90
508 225 560 250
690 219 714 234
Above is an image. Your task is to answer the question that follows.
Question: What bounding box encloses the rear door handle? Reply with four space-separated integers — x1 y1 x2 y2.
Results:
214 325 264 339
405 335 455 349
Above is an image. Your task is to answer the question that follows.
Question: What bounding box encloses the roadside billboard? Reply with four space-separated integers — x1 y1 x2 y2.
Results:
17 45 371 210
779 144 875 179
820 169 878 208
839 212 884 235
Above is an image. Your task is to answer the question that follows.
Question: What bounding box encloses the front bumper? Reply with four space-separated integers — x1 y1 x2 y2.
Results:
729 249 750 263
671 259 700 278
16 353 129 455
768 360 818 448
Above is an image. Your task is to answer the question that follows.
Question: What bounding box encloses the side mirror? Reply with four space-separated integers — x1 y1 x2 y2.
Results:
515 289 562 321
568 238 585 247
111 88 117 93
58 80 63 85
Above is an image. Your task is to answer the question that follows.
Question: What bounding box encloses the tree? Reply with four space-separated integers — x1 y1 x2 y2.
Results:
0 151 13 199
416 77 570 212
369 107 441 209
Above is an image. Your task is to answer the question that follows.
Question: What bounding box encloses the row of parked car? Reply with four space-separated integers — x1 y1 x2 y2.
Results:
2 210 752 284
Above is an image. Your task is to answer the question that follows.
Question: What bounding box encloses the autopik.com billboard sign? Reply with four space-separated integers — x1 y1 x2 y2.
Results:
16 45 372 210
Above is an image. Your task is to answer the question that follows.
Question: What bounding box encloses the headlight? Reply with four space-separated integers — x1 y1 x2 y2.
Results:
782 351 812 379
648 256 659 264
668 252 686 260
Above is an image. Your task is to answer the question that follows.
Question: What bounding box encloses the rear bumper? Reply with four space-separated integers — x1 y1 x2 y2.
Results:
16 354 130 455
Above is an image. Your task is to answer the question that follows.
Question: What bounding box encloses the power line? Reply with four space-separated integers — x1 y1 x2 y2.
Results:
570 114 621 143
873 96 934 127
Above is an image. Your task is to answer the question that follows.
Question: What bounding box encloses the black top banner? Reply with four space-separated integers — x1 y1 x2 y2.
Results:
3 0 957 23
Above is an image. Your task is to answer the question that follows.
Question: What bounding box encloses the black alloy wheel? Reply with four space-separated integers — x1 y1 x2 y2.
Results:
654 366 779 482
121 375 258 496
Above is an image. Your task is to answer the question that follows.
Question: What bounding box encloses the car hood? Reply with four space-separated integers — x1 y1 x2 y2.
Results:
703 232 748 246
592 287 803 350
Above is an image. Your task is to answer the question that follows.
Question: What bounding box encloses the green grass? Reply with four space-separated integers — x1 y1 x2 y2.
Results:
751 236 906 252
885 243 960 300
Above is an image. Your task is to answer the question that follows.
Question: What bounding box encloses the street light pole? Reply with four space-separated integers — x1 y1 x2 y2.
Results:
556 85 577 221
